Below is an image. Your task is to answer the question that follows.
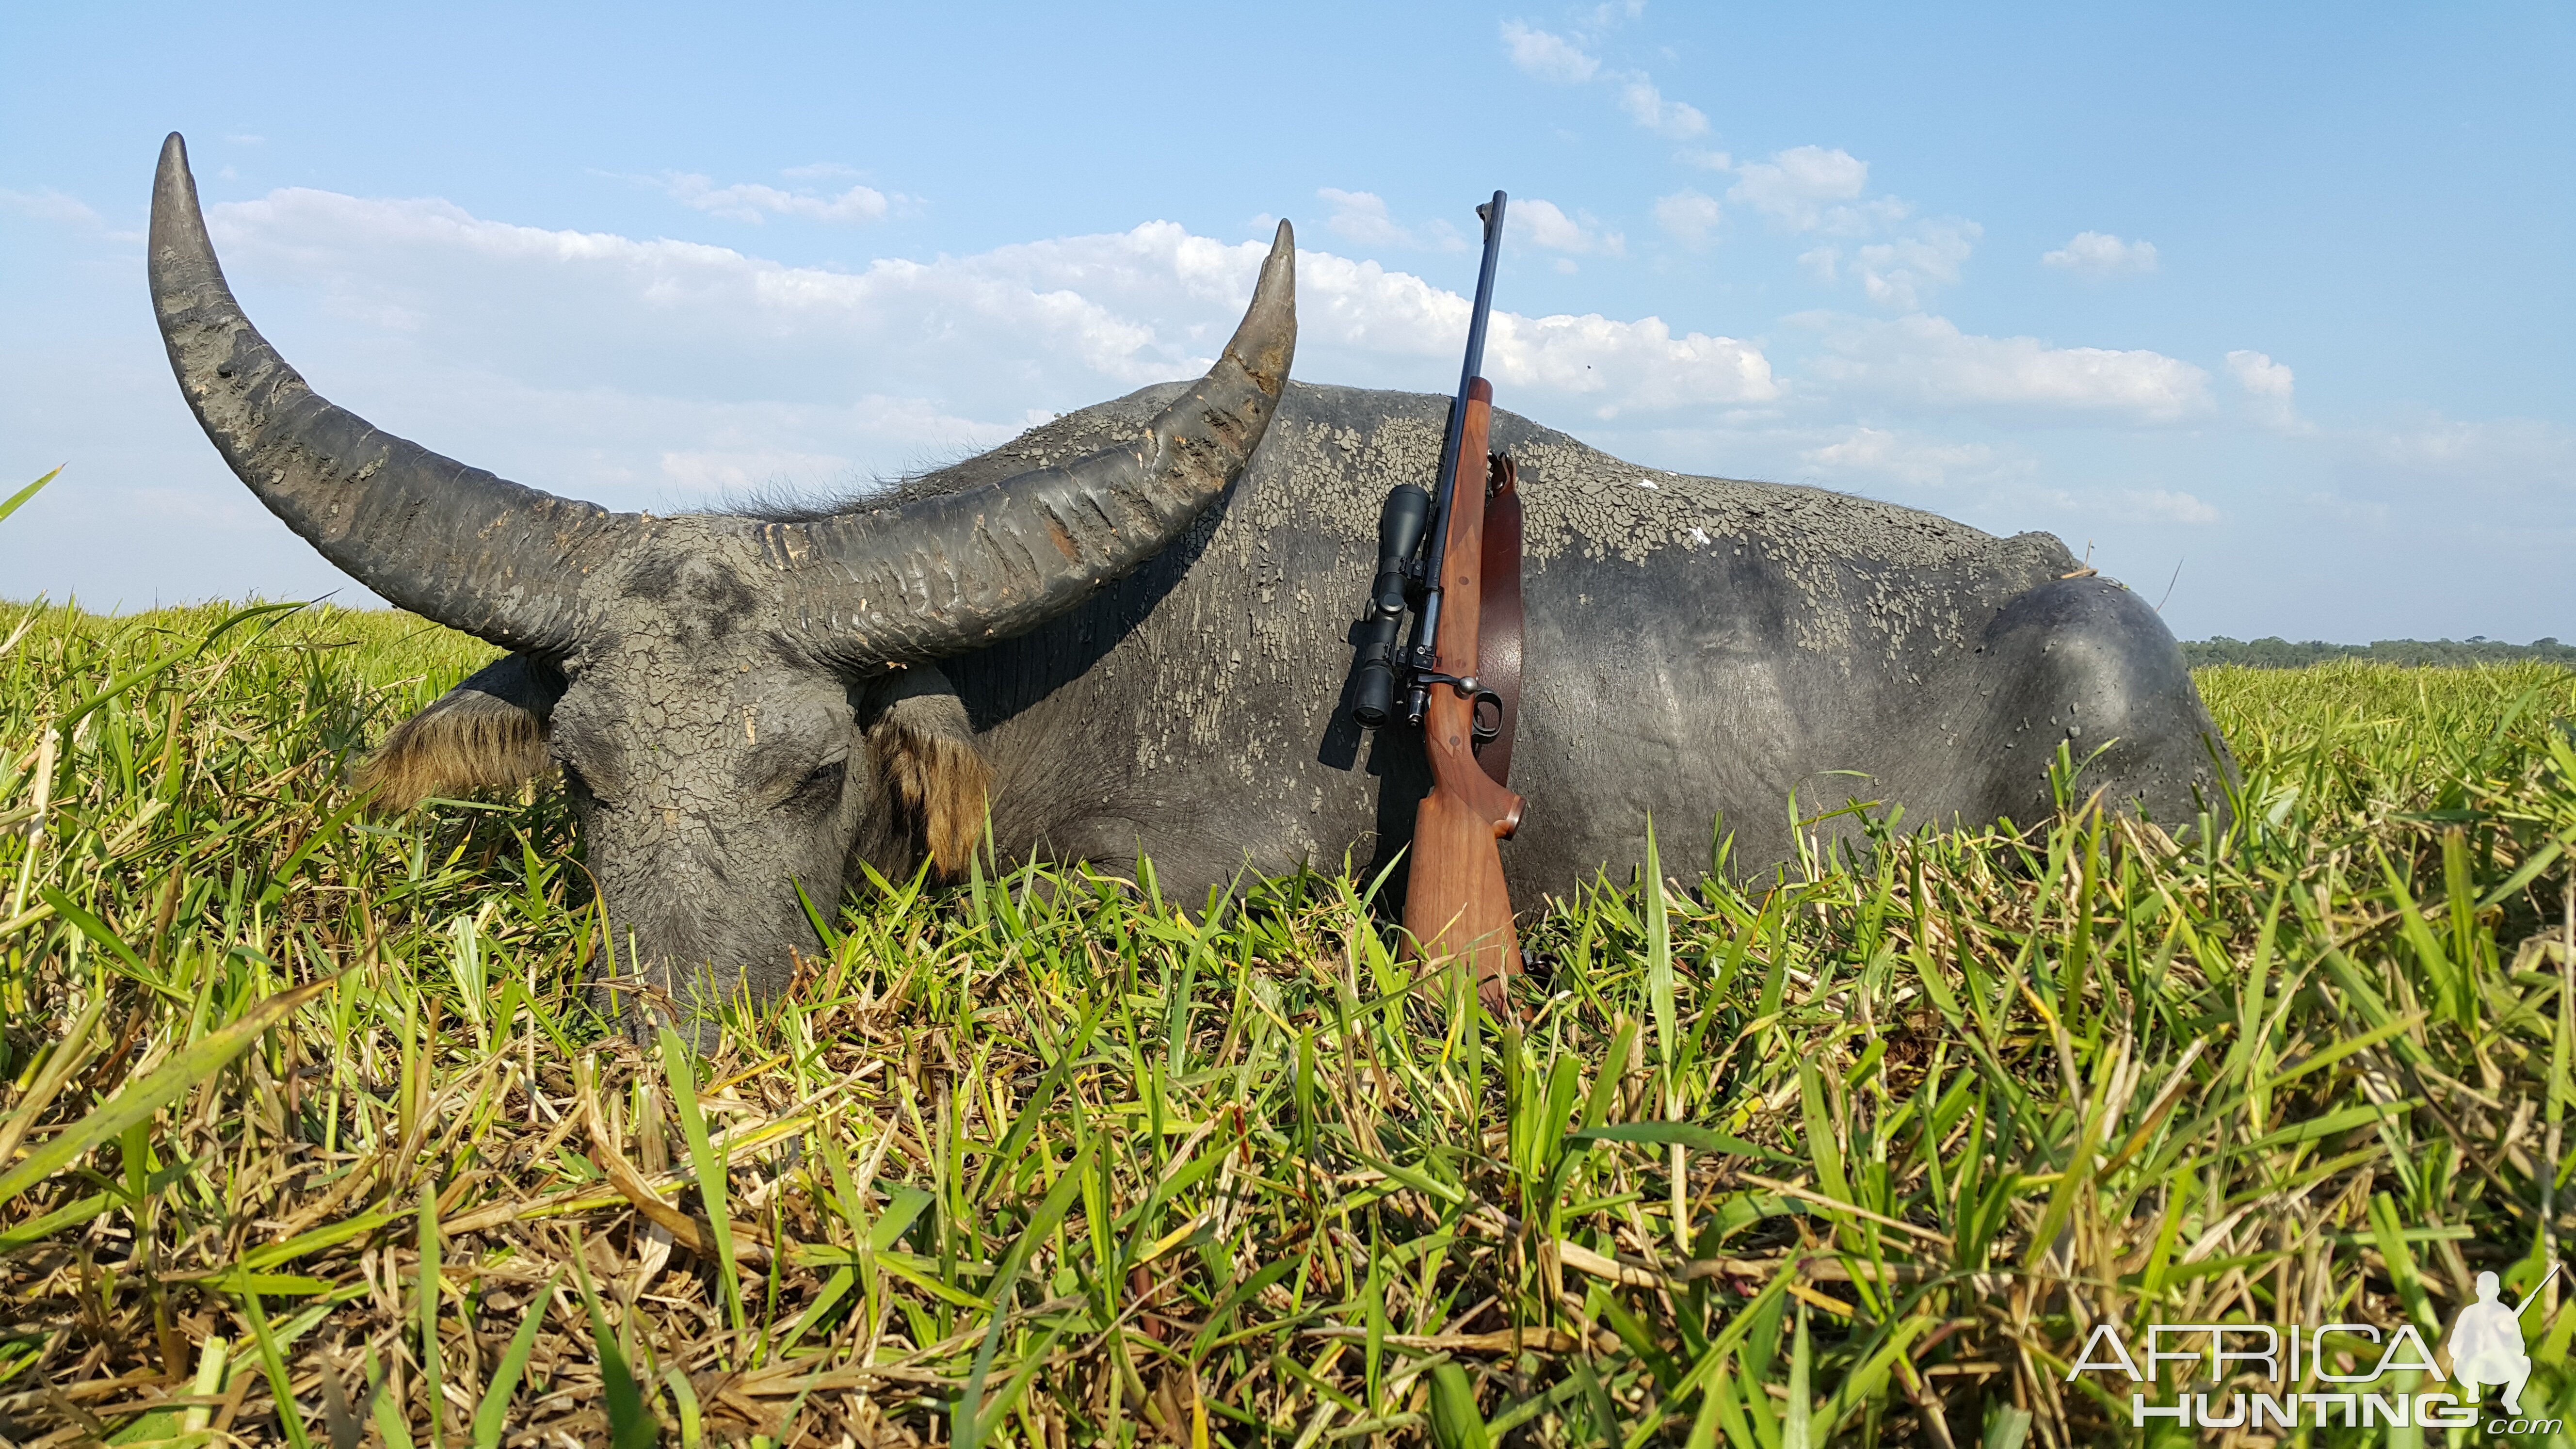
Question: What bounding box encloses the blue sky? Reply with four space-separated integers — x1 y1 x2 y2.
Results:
3 1 2568 641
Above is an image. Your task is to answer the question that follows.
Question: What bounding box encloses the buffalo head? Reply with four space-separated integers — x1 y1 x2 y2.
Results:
147 133 1297 1044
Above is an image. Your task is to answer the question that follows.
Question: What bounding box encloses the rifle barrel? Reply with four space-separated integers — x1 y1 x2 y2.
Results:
1433 193 1509 522
1458 194 1507 392
1407 192 1508 722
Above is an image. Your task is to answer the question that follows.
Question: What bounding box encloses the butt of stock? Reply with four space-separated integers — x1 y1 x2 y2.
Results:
1400 391 1524 1005
1404 779 1522 1006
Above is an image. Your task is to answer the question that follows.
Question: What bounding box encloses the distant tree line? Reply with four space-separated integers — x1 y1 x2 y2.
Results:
2183 636 2576 668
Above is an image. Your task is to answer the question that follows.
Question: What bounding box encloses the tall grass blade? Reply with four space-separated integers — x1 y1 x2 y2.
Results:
659 1026 744 1337
0 977 331 1212
571 1238 658 1449
235 1288 317 1449
417 1177 444 1449
367 1345 416 1449
1643 818 1676 1075
1428 1362 1491 1449
1782 1303 1812 1449
0 466 60 525
953 1138 1095 1449
471 1269 561 1449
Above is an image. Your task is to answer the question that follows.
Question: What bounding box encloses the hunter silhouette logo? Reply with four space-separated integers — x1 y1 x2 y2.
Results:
2062 1261 2564 1431
2449 1268 2550 1417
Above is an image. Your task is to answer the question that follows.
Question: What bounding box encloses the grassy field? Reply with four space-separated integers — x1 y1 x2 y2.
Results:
0 601 2569 1448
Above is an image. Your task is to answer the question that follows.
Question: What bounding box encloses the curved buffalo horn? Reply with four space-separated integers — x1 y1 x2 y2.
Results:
765 221 1297 660
148 132 623 652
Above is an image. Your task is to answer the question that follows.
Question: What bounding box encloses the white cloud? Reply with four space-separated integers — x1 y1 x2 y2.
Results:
658 172 892 225
2224 349 2305 432
2042 231 2158 277
185 185 1778 516
1481 309 1775 415
1799 427 2001 487
1728 147 1870 231
2113 488 2221 524
1851 221 1980 310
1319 189 1465 252
1794 216 1979 308
2296 489 2394 531
0 188 103 226
2358 414 2576 494
659 447 857 493
1497 21 1708 143
1499 21 1600 83
1289 249 1775 413
207 189 1280 440
1727 144 1969 306
2224 349 2293 402
1316 192 1621 265
1320 189 1407 248
1805 313 2213 422
1513 198 1623 257
1653 190 1723 248
1677 149 1734 171
1618 77 1708 139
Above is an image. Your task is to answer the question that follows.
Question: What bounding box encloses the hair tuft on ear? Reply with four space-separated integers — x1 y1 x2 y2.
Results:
876 730 993 876
353 654 560 814
861 666 992 879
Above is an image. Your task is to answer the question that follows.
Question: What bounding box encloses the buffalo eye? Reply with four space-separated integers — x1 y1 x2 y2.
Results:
783 757 847 811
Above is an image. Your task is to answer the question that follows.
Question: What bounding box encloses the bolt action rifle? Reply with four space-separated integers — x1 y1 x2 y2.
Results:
1347 192 1523 1009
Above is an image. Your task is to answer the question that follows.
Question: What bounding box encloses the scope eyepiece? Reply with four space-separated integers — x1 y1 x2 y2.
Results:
1349 612 1402 728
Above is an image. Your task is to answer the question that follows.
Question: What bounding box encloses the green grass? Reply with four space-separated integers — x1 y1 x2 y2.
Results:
0 602 2570 1447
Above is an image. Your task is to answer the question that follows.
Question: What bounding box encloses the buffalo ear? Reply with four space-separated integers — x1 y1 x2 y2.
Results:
354 654 562 814
858 665 991 879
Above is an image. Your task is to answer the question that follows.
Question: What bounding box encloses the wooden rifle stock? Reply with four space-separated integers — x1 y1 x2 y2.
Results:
1401 379 1523 1006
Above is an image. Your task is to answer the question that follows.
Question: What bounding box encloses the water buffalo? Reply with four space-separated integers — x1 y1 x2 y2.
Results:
148 134 2229 1042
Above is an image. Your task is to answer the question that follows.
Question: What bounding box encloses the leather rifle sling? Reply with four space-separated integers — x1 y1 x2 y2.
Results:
1473 453 1525 787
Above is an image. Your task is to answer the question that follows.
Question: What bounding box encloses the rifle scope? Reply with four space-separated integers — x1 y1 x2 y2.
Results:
1349 483 1431 728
